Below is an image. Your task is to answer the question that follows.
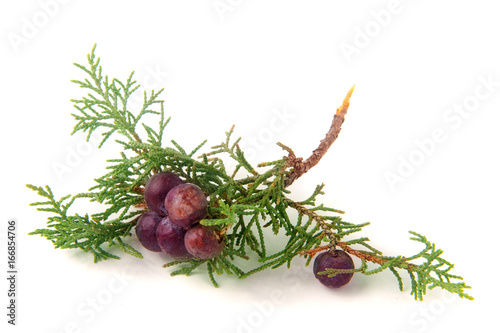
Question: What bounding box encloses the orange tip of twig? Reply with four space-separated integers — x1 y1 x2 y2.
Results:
347 84 355 98
336 85 355 115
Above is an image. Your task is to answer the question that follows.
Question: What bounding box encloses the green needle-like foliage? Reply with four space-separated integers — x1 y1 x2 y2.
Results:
28 45 472 300
27 185 142 262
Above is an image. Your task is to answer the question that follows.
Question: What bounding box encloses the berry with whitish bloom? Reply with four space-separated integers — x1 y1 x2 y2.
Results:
165 183 208 229
313 250 354 288
184 224 224 259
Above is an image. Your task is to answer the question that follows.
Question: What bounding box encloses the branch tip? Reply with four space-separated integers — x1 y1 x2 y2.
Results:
336 85 355 116
283 86 355 187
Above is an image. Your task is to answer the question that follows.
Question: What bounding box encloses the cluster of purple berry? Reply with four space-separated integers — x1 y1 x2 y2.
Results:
135 172 224 259
137 173 353 288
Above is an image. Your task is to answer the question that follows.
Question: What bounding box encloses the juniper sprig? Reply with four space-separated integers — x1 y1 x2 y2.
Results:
28 45 473 300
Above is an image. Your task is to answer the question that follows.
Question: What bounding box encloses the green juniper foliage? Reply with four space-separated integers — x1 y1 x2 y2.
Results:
28 45 473 300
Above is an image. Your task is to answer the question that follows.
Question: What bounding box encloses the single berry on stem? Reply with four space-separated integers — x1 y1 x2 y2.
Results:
144 172 184 215
135 211 163 252
156 217 191 258
313 250 354 288
165 183 208 229
184 224 224 259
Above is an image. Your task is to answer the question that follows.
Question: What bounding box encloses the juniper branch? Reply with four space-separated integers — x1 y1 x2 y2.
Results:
27 46 472 301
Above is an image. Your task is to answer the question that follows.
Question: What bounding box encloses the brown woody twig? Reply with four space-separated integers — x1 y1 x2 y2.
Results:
281 85 355 187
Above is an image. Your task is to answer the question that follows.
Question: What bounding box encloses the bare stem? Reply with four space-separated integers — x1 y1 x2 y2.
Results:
282 86 355 187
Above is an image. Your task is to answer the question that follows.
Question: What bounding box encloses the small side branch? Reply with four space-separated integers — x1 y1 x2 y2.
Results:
282 86 355 187
286 199 338 248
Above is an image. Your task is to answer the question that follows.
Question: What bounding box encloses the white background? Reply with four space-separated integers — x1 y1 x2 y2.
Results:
1 1 499 332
